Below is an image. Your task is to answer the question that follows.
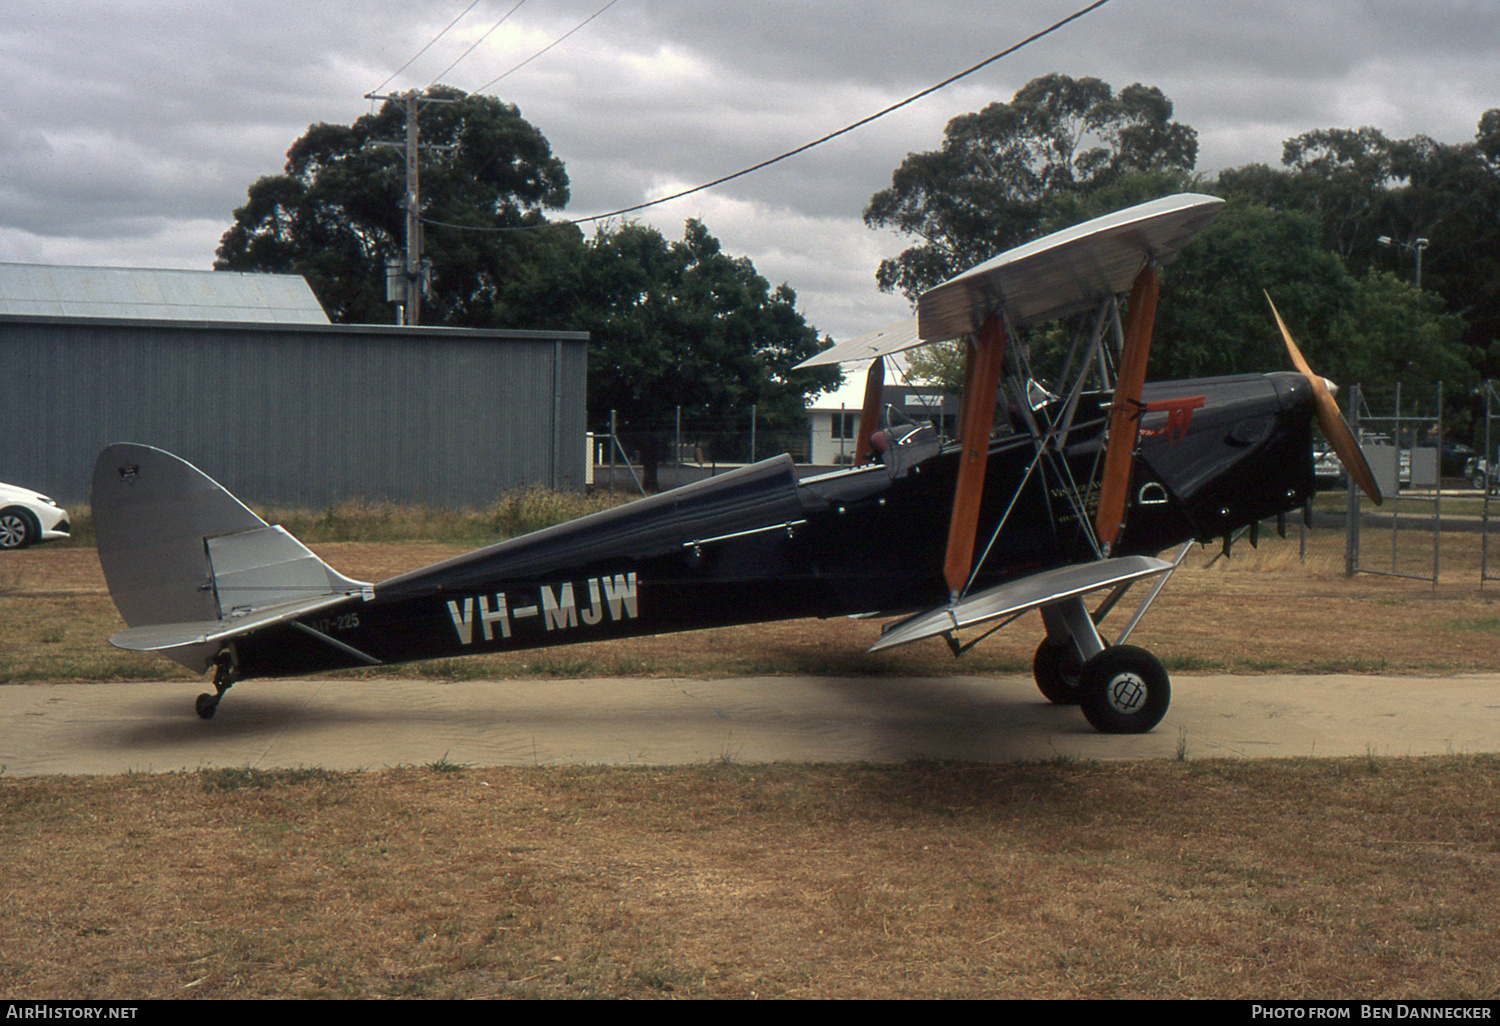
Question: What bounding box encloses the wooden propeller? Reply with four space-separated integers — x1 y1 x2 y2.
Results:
1265 293 1382 505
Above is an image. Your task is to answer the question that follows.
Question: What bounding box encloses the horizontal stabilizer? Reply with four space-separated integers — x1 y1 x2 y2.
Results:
868 556 1173 653
208 525 369 616
109 592 357 653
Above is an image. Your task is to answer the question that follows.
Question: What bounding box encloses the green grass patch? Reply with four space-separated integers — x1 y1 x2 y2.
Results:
200 766 352 791
1447 616 1500 634
262 489 627 546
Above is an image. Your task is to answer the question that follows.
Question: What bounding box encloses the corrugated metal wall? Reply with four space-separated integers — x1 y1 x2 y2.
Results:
1 317 588 507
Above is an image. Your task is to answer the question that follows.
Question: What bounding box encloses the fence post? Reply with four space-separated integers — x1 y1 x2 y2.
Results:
1391 381 1401 572
1345 384 1362 577
1434 381 1442 588
1485 381 1495 588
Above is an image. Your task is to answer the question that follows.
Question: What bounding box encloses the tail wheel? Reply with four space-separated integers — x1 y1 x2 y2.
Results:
1078 645 1170 734
0 508 38 549
1032 638 1084 705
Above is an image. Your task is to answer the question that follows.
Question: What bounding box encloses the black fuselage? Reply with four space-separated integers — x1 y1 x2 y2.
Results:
229 372 1318 680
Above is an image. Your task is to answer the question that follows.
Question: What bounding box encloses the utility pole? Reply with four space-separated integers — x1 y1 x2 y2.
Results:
365 89 457 325
403 90 422 326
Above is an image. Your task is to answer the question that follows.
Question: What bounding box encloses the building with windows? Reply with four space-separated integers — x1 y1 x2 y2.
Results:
805 372 959 466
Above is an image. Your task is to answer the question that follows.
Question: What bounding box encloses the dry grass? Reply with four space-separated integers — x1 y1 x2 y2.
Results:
49 489 627 551
4 757 1500 999
8 522 1500 998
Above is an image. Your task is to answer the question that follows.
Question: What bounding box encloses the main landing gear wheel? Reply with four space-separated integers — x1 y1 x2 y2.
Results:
1078 645 1170 734
1032 638 1085 705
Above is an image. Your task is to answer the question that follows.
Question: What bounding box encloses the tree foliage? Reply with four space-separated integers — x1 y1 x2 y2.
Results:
217 92 840 491
1152 202 1355 380
573 220 838 487
864 74 1198 300
216 87 570 325
1217 113 1500 382
1154 201 1470 398
868 80 1496 422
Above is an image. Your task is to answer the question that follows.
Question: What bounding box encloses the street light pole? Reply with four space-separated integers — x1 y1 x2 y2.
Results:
1377 235 1431 289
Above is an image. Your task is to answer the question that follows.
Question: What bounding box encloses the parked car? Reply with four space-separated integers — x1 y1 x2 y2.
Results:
0 481 71 549
1313 448 1345 489
1442 442 1475 478
1466 454 1500 494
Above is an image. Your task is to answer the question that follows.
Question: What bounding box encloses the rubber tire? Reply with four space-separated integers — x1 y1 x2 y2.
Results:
195 693 218 720
1078 645 1170 734
0 508 38 550
1032 638 1084 705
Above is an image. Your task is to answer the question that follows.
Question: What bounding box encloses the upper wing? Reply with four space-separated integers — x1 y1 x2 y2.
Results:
797 194 1224 370
917 193 1223 341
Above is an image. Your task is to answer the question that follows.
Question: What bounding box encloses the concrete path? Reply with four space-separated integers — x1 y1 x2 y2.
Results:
3 673 1500 777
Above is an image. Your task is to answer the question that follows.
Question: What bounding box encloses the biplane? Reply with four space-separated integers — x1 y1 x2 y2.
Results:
93 193 1379 732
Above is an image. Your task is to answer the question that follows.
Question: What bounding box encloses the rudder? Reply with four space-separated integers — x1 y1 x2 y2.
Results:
92 444 368 672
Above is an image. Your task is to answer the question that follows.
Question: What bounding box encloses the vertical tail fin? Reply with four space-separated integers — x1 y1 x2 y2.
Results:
92 444 368 671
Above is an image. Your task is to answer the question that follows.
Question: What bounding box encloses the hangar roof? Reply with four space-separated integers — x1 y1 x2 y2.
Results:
0 263 329 324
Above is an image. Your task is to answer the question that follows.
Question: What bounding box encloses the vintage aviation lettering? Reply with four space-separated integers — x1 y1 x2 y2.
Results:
447 573 638 645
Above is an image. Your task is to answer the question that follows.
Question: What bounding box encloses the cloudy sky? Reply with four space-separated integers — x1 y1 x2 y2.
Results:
1 0 1494 340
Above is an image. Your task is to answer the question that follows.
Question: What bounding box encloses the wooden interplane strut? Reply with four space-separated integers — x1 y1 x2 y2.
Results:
852 358 885 466
942 312 1009 597
1093 264 1160 551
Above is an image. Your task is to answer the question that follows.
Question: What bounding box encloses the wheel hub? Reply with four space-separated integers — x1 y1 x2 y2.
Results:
1105 671 1148 714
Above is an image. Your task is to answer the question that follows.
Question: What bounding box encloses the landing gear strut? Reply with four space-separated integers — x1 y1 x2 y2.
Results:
196 649 238 720
1036 593 1172 734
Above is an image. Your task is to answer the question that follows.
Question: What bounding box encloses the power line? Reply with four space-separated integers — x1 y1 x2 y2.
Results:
469 0 621 93
575 0 1116 225
425 0 532 90
424 0 1115 234
368 0 486 96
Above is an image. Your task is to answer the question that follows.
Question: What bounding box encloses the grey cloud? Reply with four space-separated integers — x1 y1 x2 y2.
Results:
1 0 1494 338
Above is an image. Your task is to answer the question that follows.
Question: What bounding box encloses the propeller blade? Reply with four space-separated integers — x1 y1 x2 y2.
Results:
1265 293 1382 505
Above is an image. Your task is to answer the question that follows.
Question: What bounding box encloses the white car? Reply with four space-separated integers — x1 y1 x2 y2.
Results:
0 481 71 549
